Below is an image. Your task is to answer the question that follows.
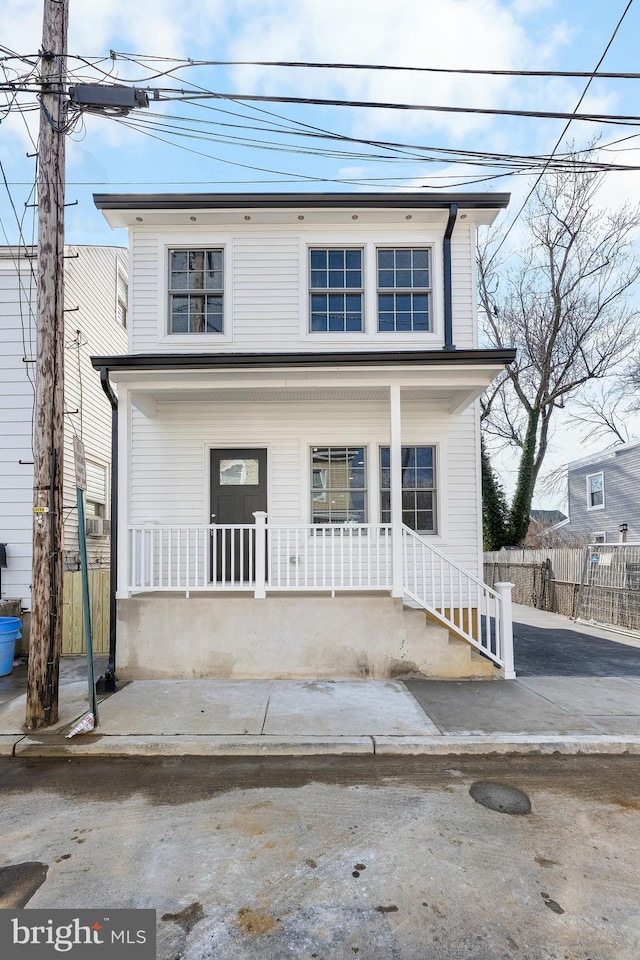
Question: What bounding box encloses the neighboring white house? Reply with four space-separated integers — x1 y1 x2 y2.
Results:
0 244 128 611
92 192 516 681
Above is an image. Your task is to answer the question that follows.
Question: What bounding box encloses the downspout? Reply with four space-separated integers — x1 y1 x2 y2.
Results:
96 366 118 693
442 202 458 351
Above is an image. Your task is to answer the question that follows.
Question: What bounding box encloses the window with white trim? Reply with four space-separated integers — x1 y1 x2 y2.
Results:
587 472 604 509
311 446 367 523
380 446 437 533
309 248 363 332
377 248 431 332
117 270 128 328
169 249 224 334
592 532 606 544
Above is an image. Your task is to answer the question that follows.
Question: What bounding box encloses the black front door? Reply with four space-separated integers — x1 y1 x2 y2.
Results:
210 448 268 582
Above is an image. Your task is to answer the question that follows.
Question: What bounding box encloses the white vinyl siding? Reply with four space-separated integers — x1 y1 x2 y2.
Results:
0 245 127 604
128 221 481 352
127 401 479 571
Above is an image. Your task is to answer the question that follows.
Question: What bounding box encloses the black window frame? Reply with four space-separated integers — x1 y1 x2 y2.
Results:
168 248 224 335
377 247 431 333
309 247 364 333
380 445 437 533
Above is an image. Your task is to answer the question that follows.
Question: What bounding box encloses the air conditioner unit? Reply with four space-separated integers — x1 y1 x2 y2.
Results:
86 517 104 538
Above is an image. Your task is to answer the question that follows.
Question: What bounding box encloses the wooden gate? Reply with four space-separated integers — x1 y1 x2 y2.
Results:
62 570 110 654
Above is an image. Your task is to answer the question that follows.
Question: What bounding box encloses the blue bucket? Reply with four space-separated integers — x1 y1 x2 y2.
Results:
0 617 22 676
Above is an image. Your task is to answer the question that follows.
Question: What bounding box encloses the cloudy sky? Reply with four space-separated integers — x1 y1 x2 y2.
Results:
1 0 639 506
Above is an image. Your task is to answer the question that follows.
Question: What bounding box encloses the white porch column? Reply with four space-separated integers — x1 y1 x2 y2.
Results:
496 581 516 679
253 511 267 599
389 384 403 598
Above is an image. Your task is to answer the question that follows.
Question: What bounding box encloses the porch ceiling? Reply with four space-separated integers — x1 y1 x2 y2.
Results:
142 386 461 403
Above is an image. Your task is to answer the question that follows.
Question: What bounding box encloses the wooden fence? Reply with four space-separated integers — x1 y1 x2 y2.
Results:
62 570 110 654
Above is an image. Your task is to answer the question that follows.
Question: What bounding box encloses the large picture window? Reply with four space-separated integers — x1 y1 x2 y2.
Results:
311 447 367 523
377 248 431 332
169 249 223 334
310 249 363 332
380 446 437 533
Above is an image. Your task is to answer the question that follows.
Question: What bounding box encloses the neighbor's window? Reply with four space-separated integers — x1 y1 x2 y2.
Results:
311 446 367 523
377 248 431 332
309 248 363 332
587 472 604 509
86 461 107 520
117 271 128 328
380 446 437 533
169 249 223 334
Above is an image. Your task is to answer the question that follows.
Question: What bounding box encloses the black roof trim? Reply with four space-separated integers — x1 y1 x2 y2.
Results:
91 349 516 372
93 191 510 212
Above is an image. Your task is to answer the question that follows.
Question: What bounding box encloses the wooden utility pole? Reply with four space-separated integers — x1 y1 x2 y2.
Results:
26 0 69 728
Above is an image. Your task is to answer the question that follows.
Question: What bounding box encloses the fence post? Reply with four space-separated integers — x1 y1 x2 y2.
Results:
495 581 516 679
253 511 267 599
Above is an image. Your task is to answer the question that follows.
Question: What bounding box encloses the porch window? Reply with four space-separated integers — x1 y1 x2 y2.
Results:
587 472 604 509
380 446 437 533
377 248 430 332
309 248 363 332
169 249 223 334
311 447 367 523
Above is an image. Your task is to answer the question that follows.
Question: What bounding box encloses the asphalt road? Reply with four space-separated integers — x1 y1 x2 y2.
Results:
513 619 640 677
0 755 638 959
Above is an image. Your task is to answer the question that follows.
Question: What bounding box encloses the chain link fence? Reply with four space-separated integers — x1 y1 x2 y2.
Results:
484 544 640 637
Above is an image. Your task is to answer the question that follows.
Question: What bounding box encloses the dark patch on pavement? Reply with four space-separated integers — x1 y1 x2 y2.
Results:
161 901 205 933
0 756 638 807
469 781 532 815
375 904 398 913
535 855 558 868
0 862 48 908
513 620 640 677
541 892 565 914
236 906 279 936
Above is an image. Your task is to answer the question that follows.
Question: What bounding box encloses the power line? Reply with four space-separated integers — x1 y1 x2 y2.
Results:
106 50 640 81
485 0 637 270
151 88 640 127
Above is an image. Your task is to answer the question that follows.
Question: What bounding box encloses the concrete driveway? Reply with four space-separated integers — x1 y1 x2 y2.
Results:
512 603 640 677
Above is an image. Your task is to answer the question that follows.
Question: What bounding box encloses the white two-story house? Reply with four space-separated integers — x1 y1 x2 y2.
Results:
92 192 516 681
0 244 127 619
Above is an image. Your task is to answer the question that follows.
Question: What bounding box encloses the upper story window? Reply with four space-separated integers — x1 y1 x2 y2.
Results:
169 249 223 334
309 248 363 332
587 472 605 510
377 248 430 332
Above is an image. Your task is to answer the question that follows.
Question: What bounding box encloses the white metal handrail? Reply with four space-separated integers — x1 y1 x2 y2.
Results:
401 524 514 674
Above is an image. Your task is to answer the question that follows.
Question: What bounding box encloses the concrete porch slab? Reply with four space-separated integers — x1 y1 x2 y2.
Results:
93 680 274 735
584 717 640 735
262 680 440 736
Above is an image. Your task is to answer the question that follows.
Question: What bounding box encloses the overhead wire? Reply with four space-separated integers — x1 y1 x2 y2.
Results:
484 0 637 270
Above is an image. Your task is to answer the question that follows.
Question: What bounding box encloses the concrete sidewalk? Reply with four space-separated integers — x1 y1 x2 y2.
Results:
1 605 639 758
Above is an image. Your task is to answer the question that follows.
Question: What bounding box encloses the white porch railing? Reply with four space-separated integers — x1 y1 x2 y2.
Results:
128 517 513 675
129 521 392 594
402 525 514 675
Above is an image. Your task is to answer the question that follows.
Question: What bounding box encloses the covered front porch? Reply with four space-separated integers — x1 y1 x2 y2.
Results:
95 349 516 680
